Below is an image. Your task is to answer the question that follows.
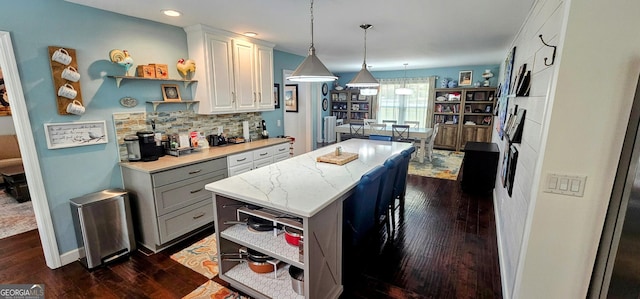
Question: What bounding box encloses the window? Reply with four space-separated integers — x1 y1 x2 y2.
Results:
377 77 434 127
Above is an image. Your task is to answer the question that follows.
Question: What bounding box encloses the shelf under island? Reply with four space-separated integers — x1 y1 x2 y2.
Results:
205 139 412 299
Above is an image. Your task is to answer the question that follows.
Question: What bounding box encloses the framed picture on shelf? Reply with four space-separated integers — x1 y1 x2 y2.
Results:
284 84 298 112
465 105 471 113
485 105 492 113
161 84 181 102
473 92 486 101
459 70 472 86
273 83 280 109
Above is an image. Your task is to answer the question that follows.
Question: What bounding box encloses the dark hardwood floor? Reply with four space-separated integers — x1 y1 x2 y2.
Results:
0 174 501 298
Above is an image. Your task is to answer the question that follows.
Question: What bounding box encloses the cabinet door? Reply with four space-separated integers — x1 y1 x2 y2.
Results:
435 124 458 150
205 33 235 113
232 39 257 111
460 126 492 149
255 44 274 110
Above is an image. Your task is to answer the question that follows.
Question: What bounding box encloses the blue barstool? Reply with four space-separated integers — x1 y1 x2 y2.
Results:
377 154 402 236
343 165 385 248
392 147 415 212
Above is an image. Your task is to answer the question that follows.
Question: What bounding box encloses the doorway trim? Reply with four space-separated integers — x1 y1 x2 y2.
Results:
0 31 60 268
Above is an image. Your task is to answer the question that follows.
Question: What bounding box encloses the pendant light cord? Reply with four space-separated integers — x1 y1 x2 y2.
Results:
310 0 315 49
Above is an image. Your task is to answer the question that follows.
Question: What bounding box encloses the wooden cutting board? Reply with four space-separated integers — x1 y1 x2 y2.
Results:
316 152 359 165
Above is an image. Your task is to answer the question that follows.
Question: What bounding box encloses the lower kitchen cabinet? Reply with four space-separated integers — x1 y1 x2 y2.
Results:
122 157 227 252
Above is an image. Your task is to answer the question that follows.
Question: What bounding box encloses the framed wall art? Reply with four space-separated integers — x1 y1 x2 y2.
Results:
459 70 472 86
161 84 181 102
273 83 280 109
44 120 108 149
285 84 298 112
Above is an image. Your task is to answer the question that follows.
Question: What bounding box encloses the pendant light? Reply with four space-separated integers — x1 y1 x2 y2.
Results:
395 63 413 95
287 0 337 82
346 24 379 88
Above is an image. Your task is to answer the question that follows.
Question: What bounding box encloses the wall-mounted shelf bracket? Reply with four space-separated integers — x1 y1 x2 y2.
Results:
146 100 199 112
539 34 557 66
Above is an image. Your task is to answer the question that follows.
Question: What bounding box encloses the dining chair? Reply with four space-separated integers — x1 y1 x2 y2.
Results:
369 135 392 141
343 165 385 248
391 124 411 142
382 120 398 125
349 122 366 139
369 123 387 135
377 154 402 238
363 118 377 126
404 121 420 128
425 123 440 162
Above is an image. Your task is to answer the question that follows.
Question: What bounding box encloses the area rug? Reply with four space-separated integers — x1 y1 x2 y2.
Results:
0 189 37 239
171 234 219 279
182 280 246 299
409 149 464 180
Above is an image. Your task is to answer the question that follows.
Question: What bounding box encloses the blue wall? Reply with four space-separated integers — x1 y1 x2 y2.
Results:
0 0 191 253
336 65 501 89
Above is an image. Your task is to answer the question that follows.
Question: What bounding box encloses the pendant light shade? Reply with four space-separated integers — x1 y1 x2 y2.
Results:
287 0 337 82
395 63 413 95
346 24 379 88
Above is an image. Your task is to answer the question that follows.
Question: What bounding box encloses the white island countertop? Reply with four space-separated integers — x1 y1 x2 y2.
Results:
205 139 412 218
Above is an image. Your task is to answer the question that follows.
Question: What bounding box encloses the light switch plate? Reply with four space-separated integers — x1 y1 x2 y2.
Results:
543 173 587 197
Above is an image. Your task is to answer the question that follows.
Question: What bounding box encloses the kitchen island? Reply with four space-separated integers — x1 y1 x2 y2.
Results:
205 139 412 299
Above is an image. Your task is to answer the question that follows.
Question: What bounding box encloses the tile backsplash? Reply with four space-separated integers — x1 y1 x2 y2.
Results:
113 110 262 161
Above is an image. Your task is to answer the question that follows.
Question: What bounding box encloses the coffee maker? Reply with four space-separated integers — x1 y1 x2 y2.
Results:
137 131 159 161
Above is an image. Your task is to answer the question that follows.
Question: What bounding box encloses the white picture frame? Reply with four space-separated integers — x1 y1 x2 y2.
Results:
44 120 108 149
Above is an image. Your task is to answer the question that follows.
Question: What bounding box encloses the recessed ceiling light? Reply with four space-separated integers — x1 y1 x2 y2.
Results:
243 32 258 37
161 9 182 17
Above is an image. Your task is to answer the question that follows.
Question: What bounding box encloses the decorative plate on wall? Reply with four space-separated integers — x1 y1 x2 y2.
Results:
322 83 328 96
120 96 138 108
322 98 328 111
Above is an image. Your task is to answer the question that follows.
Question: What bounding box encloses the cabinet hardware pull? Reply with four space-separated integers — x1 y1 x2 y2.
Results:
192 212 205 219
259 152 268 156
278 148 286 151
258 92 262 102
254 92 257 102
188 169 202 174
190 188 203 194
237 158 247 162
232 92 236 103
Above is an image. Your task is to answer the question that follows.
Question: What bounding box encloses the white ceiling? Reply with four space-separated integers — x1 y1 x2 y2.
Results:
65 0 534 72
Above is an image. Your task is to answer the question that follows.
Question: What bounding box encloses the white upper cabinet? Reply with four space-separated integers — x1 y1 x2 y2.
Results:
185 24 275 114
255 44 274 110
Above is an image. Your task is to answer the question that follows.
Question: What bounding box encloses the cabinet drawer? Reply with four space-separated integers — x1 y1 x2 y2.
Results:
158 199 213 244
253 147 274 160
272 142 289 156
227 151 253 167
153 169 226 216
228 163 253 176
253 157 273 169
273 152 289 163
152 158 227 187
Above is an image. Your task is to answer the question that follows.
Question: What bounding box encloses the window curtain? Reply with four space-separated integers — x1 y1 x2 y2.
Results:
376 76 435 128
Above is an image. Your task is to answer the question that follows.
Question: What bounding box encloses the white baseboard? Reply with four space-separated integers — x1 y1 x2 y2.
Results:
59 248 80 266
493 190 511 299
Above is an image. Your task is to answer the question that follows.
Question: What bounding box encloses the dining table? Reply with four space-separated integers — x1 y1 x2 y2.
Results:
334 124 433 163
